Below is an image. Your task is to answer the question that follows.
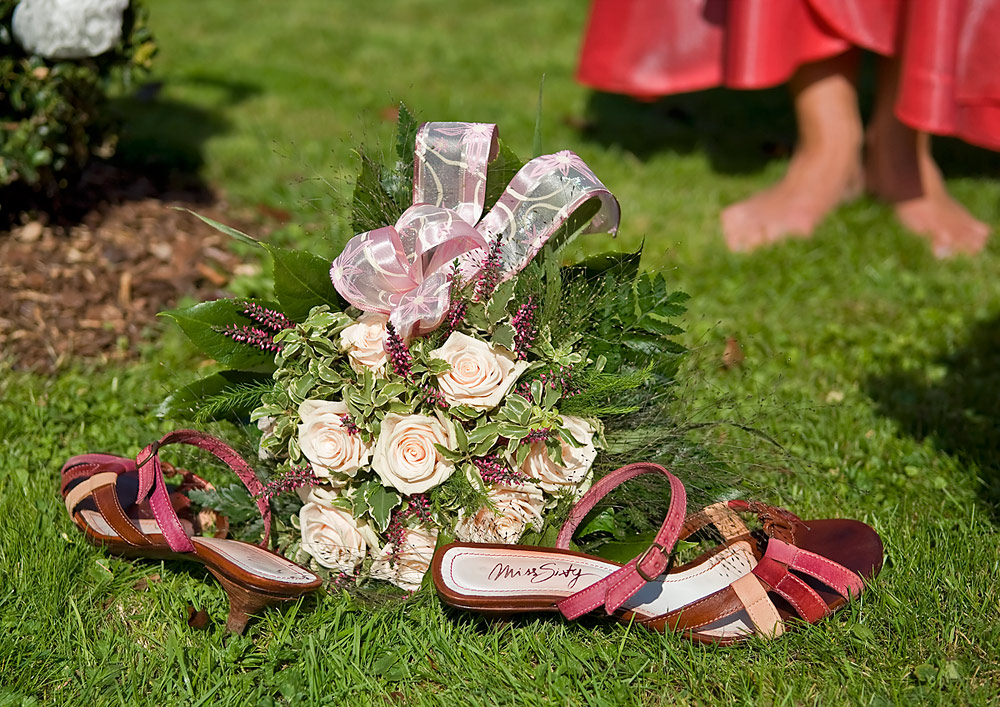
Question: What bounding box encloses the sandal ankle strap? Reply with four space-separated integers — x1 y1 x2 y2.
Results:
554 462 687 620
135 430 271 554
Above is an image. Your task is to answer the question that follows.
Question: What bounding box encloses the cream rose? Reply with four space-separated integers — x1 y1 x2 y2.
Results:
296 483 342 505
522 416 597 496
298 400 371 479
428 332 529 410
371 413 455 494
299 501 379 572
455 482 544 544
369 525 438 591
339 312 389 374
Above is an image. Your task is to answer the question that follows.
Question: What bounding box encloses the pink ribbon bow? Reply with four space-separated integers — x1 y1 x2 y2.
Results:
331 121 621 341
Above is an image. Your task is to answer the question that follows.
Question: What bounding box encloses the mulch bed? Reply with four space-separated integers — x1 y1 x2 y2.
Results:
1 164 269 372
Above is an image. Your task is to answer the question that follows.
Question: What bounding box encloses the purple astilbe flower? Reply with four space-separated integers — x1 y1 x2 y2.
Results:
385 517 407 550
445 260 468 335
254 464 320 501
219 324 281 352
384 322 413 380
241 302 294 332
554 365 581 397
448 259 464 293
443 299 468 336
386 494 433 548
420 384 449 410
511 297 538 360
473 454 527 486
516 365 580 399
521 427 552 445
339 413 360 435
474 237 503 302
330 571 358 588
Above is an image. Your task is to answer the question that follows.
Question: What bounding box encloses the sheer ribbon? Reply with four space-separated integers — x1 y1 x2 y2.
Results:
330 121 621 341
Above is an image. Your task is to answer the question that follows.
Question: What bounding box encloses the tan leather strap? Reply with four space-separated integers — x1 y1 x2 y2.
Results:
92 483 154 547
731 573 784 638
64 472 118 516
678 502 751 543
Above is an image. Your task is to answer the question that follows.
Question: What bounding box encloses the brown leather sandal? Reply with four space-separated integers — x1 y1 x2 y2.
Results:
61 430 322 633
432 463 883 644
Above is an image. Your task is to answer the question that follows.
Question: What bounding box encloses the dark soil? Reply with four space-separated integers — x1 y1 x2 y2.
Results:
1 163 267 372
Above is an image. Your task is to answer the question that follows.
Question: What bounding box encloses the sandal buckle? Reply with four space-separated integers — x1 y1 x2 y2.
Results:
135 440 161 469
636 542 668 582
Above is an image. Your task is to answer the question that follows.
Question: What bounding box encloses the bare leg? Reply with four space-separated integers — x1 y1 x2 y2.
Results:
865 57 990 257
722 51 864 252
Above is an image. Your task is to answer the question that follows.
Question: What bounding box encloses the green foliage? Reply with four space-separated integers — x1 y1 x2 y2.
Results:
351 147 404 232
159 299 279 369
262 243 346 321
157 370 273 422
191 379 275 423
430 468 486 520
0 0 156 193
393 102 419 195
351 481 402 534
188 484 265 542
175 207 261 248
559 367 652 417
583 270 689 378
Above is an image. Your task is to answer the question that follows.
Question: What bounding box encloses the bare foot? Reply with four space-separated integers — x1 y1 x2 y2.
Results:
722 53 864 252
865 57 990 258
722 146 863 251
866 126 990 257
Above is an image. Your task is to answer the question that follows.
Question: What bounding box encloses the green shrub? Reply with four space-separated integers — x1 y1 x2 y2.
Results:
0 0 155 194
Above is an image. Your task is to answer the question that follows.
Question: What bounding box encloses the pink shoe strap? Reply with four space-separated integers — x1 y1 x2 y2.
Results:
135 430 271 554
752 555 829 623
60 453 137 494
763 538 865 599
555 463 687 620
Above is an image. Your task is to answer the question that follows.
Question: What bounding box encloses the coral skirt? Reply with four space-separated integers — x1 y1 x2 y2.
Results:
577 0 1000 150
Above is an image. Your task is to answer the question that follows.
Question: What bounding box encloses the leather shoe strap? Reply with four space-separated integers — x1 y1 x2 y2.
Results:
555 463 687 620
135 430 271 554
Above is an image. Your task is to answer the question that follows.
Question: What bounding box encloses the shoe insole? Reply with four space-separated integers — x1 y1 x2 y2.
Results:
437 541 759 639
79 510 318 586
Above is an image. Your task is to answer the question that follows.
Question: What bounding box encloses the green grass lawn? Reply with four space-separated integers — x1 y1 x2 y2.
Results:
3 1 1000 703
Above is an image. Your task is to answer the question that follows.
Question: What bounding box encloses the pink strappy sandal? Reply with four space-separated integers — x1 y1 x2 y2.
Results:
61 430 322 633
432 463 883 644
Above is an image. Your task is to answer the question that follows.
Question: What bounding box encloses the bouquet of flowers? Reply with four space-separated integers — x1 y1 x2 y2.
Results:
162 108 689 591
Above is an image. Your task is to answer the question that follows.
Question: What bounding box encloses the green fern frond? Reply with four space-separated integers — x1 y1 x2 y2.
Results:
193 380 274 423
559 366 654 416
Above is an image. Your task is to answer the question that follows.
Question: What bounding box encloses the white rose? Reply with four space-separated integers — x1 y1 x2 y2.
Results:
339 312 389 374
299 501 379 572
371 413 456 494
428 332 528 410
298 400 371 479
455 482 544 544
369 525 438 592
522 416 597 496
